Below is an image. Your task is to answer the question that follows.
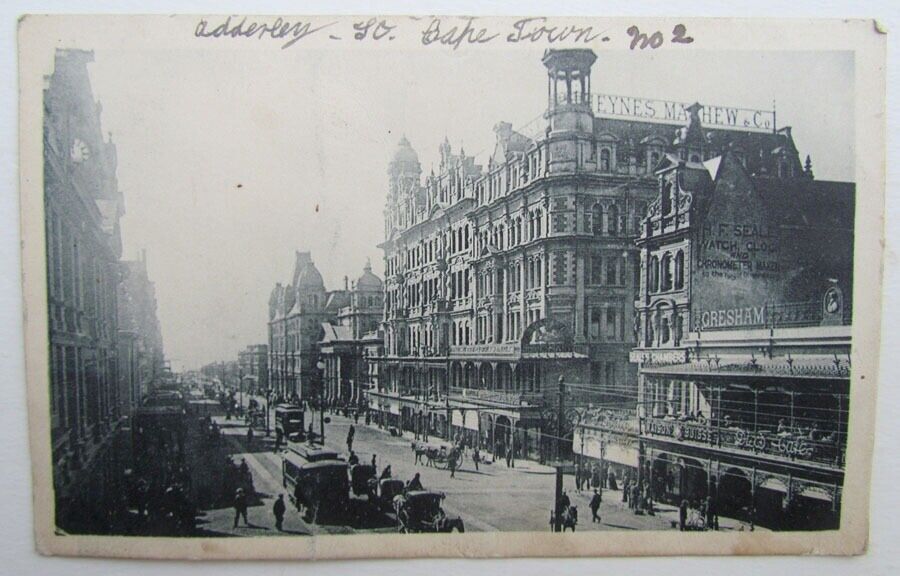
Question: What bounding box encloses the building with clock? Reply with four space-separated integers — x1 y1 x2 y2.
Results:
618 143 854 530
43 48 132 533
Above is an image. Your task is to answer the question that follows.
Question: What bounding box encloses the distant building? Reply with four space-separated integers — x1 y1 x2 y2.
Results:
318 262 384 408
267 252 336 399
44 49 129 533
117 250 165 408
238 344 268 394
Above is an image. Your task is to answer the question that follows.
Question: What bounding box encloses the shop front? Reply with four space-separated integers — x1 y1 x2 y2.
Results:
641 436 844 530
574 414 640 489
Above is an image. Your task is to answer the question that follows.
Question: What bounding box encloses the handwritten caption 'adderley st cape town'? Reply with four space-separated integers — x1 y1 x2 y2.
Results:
194 16 695 51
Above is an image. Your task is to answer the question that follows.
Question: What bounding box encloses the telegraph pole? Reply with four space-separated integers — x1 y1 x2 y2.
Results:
316 360 326 444
553 375 565 532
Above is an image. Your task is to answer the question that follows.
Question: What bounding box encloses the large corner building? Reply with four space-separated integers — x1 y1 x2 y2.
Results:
368 48 847 472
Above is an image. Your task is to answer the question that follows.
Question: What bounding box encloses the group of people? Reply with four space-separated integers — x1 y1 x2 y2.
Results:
575 462 616 493
622 476 654 516
678 496 719 531
223 457 254 505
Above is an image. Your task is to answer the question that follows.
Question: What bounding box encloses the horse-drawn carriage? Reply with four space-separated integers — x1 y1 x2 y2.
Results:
350 463 377 498
350 464 406 512
393 490 464 533
411 442 462 470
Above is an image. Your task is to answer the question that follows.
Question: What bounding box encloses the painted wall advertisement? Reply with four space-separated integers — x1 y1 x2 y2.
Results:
692 161 783 330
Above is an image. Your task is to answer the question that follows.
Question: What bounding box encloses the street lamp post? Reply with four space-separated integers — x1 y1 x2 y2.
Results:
238 367 243 417
316 359 326 444
553 375 565 533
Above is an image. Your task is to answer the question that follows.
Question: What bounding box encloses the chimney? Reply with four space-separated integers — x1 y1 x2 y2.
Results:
344 276 349 291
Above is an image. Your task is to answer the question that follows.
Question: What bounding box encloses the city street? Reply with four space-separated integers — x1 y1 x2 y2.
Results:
187 396 755 536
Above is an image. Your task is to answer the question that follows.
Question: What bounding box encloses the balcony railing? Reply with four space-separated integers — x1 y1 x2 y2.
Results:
449 343 521 357
449 386 533 407
641 416 845 469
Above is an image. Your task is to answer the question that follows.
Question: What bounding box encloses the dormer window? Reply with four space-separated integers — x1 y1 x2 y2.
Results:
600 148 611 172
661 180 673 214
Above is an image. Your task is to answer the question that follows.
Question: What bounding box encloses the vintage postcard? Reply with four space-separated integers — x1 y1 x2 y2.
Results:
18 15 885 559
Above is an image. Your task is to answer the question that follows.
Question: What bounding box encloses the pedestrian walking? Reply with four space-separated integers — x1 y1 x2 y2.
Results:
273 494 286 531
371 454 377 470
347 425 355 453
233 488 249 528
246 426 254 447
472 447 480 471
589 489 602 523
679 499 689 531
705 495 718 531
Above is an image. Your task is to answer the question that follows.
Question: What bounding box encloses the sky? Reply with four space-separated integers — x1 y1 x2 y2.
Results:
83 48 853 370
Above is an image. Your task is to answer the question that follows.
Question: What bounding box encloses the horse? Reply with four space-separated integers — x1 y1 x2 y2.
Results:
550 505 578 532
561 505 578 532
411 442 430 465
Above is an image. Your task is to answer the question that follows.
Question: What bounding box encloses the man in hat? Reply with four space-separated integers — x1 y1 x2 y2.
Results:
233 488 249 528
589 488 602 523
273 494 286 531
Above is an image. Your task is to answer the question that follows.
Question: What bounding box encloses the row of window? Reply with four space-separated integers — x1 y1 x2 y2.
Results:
648 250 686 293
392 224 476 274
478 208 546 252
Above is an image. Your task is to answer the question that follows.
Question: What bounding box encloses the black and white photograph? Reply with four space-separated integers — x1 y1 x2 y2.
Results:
15 14 886 561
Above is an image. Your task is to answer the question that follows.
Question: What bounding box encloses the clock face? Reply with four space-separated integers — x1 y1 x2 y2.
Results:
70 138 90 163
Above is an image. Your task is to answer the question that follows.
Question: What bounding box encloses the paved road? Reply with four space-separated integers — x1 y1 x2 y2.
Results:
194 397 753 535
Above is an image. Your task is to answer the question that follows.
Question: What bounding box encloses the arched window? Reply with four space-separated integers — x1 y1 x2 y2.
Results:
674 250 685 290
592 204 603 236
607 204 619 236
661 253 673 291
650 256 660 292
689 153 701 163
600 148 611 172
